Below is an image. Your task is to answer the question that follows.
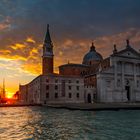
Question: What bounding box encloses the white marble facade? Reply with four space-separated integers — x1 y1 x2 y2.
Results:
97 46 140 102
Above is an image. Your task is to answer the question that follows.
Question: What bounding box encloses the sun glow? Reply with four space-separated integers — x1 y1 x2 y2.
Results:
6 92 14 99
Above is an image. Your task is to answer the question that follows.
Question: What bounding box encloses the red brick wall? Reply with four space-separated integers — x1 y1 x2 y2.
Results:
59 66 88 76
42 57 53 74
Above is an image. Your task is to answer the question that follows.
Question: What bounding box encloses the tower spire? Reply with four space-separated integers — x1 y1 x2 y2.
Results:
44 24 52 44
42 24 54 74
43 24 54 57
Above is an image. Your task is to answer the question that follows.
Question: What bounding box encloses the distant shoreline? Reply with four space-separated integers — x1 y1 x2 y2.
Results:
1 103 140 111
45 103 140 111
0 104 42 107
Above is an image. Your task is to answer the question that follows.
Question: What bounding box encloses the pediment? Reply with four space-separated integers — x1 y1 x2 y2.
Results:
115 48 140 59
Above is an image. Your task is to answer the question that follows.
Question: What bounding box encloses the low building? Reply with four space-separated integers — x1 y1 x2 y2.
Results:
20 74 85 104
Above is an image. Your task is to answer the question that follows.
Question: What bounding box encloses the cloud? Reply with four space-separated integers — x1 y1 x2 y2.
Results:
0 37 41 76
0 28 140 77
1 0 140 95
0 16 11 31
26 37 36 44
0 22 9 30
54 28 140 70
21 62 41 75
10 43 26 50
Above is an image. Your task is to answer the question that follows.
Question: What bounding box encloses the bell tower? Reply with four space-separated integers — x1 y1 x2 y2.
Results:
42 24 54 75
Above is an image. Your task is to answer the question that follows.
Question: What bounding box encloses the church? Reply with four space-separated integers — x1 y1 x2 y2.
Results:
19 25 140 104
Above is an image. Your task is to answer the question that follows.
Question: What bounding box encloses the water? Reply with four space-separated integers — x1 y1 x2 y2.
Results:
0 107 140 140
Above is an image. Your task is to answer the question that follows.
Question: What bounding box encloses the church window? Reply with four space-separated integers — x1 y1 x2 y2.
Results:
46 92 49 98
106 80 111 87
76 86 79 90
90 61 92 65
77 93 79 98
69 86 71 90
55 93 58 98
137 80 139 88
117 79 121 87
55 85 58 90
76 80 79 83
93 94 96 99
69 93 72 98
126 79 129 86
62 80 65 97
46 85 49 90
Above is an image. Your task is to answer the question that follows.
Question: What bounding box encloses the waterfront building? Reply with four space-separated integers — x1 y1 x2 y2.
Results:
19 25 92 104
20 74 85 104
97 41 140 102
19 25 140 104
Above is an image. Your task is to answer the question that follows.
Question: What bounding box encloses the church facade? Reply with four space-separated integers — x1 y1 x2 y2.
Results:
97 42 140 102
19 25 140 104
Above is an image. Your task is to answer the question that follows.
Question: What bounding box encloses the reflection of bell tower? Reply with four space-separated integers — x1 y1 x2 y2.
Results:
42 24 54 75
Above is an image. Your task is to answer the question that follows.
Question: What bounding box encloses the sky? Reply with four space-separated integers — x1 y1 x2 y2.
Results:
0 0 140 97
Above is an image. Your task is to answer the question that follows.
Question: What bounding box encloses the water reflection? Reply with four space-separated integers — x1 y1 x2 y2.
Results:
0 107 140 140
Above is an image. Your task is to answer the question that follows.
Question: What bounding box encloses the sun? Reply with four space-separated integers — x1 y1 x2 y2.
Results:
6 93 14 99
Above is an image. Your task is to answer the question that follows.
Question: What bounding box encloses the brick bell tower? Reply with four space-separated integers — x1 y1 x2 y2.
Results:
42 24 54 75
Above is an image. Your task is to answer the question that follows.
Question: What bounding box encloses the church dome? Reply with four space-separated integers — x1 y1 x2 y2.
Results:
82 43 103 65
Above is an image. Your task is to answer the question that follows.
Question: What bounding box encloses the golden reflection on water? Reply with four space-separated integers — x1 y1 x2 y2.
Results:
0 107 35 140
0 107 140 140
0 107 96 140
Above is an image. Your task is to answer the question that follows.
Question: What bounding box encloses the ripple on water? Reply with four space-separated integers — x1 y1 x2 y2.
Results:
0 107 140 140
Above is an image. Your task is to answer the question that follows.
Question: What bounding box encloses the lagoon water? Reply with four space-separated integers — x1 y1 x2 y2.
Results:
0 107 140 140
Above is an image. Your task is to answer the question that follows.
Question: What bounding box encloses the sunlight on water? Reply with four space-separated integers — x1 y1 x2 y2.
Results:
0 107 140 140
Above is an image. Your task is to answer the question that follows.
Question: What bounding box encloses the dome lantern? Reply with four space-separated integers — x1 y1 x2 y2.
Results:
82 42 103 65
90 42 96 52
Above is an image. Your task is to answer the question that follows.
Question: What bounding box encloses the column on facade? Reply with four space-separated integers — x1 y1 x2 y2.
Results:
122 61 125 90
133 63 137 101
114 61 117 89
134 63 137 88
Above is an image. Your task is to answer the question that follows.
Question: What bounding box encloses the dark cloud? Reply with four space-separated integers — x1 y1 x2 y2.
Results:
1 0 140 43
0 0 140 94
0 0 140 57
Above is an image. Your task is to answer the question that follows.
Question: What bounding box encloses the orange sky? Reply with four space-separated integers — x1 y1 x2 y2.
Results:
0 1 140 98
0 28 140 98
